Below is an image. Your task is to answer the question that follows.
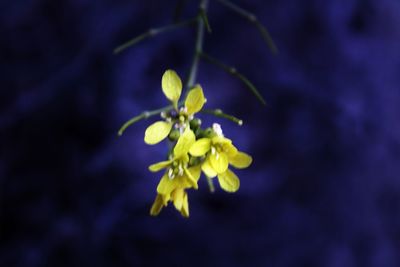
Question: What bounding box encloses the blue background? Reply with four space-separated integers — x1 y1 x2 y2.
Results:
1 0 400 266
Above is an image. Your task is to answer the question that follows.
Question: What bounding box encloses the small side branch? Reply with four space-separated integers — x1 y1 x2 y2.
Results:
114 18 196 54
206 177 215 193
216 0 277 54
200 52 267 106
201 109 243 125
118 105 174 136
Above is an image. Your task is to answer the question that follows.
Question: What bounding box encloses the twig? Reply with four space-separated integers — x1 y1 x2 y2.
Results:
201 109 243 125
114 18 196 54
200 9 212 33
216 0 277 54
118 105 174 136
206 177 215 193
200 52 267 106
185 0 209 90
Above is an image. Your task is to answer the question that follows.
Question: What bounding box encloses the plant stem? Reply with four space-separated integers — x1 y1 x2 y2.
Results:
118 105 174 136
186 0 208 90
201 109 243 125
200 52 267 106
206 177 215 193
114 18 197 54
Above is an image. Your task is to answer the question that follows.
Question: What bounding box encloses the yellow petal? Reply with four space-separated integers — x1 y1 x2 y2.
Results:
148 160 172 172
185 85 206 115
157 173 178 196
150 194 164 216
184 167 198 189
161 69 182 105
209 152 229 174
174 127 195 158
218 169 240 192
189 138 211 156
229 151 252 169
161 193 170 205
172 188 184 211
223 143 238 158
188 164 202 182
201 157 217 178
212 136 232 145
180 192 189 218
144 121 172 145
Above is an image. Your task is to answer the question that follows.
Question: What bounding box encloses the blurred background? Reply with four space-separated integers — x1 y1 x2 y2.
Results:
1 0 400 266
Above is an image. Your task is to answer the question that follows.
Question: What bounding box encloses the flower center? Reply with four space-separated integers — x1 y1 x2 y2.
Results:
211 145 223 160
168 160 187 180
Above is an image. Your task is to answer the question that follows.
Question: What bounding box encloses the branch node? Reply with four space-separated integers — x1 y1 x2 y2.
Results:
143 111 150 118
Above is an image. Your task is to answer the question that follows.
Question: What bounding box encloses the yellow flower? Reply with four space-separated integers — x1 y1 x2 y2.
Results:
144 69 206 145
149 127 201 217
150 165 201 218
189 124 252 192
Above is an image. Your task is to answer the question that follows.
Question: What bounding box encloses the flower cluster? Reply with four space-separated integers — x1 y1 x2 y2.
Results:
146 70 252 217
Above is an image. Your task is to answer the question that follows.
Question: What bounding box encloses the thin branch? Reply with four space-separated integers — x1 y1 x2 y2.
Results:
206 177 215 193
118 105 174 136
185 0 209 90
200 9 212 33
201 109 243 125
216 0 277 54
200 52 267 106
114 18 196 54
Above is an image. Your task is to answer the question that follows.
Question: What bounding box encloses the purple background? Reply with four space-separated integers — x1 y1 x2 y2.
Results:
1 0 400 266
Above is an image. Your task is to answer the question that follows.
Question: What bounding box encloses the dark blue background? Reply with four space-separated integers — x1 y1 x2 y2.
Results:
1 0 400 266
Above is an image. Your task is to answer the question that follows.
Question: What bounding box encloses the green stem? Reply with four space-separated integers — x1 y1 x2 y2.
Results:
186 0 208 90
114 18 196 54
216 0 277 54
206 177 215 193
201 109 243 125
200 52 267 106
118 105 174 136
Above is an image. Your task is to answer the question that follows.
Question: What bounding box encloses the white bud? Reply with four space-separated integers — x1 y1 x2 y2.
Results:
212 123 224 137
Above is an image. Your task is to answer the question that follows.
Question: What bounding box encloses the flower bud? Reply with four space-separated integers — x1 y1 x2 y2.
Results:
168 129 180 141
189 118 202 131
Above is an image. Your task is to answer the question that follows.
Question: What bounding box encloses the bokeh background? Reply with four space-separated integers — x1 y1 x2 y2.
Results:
1 0 400 266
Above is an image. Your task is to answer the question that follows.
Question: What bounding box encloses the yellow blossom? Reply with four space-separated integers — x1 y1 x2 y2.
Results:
189 124 252 192
149 127 201 217
144 69 206 145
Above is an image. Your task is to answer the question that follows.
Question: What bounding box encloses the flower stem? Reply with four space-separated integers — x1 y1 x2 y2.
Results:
201 109 243 125
118 105 174 136
185 0 209 90
206 177 215 193
200 52 267 106
114 18 197 54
